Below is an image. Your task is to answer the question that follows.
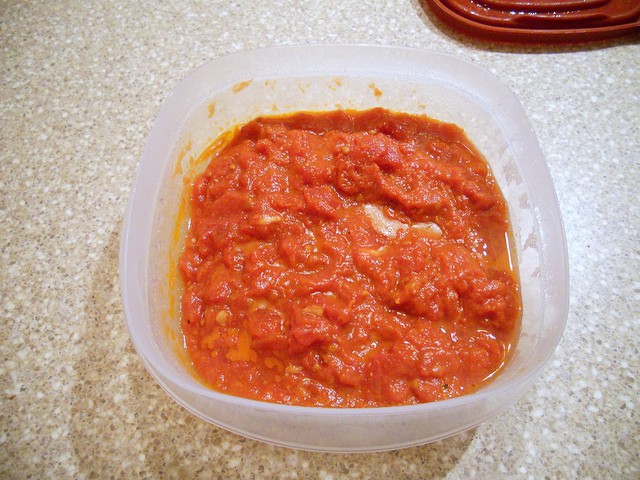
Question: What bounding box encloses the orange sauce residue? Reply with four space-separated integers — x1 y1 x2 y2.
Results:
369 83 383 98
232 80 253 93
173 139 193 176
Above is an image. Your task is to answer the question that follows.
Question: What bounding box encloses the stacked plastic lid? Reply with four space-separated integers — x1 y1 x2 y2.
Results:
425 0 640 43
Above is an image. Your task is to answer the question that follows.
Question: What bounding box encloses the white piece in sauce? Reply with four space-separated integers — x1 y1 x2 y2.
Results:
363 204 442 238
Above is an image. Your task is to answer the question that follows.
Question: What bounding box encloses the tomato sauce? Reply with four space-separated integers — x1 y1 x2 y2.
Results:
178 108 521 407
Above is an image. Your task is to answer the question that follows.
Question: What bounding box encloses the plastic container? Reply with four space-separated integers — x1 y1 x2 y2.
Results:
120 45 569 452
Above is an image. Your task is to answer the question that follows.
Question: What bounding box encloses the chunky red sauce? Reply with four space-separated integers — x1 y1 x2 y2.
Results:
179 108 521 407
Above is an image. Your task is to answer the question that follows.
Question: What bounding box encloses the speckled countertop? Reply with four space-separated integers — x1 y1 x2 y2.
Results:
1 1 639 478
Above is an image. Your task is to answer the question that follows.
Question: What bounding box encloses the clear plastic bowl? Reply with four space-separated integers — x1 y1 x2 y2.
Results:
120 45 569 452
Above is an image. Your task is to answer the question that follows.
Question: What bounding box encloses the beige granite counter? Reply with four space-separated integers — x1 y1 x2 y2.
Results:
1 1 639 478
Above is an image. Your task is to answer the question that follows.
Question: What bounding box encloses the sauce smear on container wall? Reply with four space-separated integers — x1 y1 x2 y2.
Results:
178 108 521 407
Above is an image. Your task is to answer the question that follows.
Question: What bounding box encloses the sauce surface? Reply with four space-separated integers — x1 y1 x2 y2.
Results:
179 108 521 407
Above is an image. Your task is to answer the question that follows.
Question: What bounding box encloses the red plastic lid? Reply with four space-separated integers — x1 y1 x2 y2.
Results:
424 0 640 43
